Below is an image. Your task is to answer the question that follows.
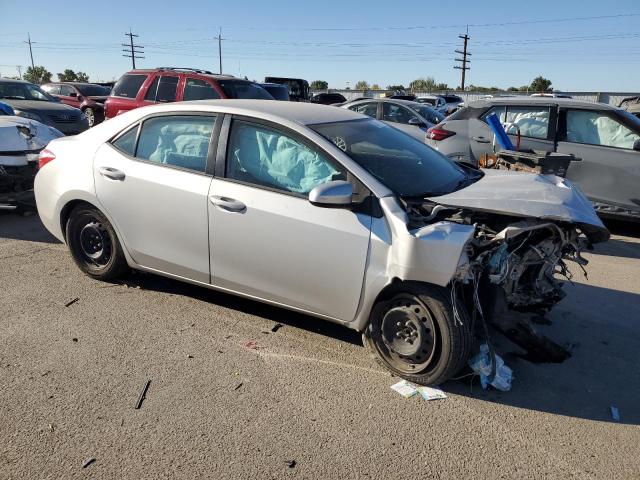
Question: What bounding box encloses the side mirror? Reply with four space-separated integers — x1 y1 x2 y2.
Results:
408 117 424 127
309 180 353 208
69 92 77 97
633 139 640 152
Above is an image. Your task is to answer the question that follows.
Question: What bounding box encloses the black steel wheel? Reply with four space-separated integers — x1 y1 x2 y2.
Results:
363 282 472 386
66 205 128 280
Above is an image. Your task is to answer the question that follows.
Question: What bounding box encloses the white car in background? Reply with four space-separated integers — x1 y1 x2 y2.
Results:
35 100 607 385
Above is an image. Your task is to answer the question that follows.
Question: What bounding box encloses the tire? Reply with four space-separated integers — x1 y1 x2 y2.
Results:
363 282 472 386
84 108 96 127
65 205 128 280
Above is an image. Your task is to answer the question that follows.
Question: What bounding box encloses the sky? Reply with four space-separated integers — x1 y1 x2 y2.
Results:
1 0 640 91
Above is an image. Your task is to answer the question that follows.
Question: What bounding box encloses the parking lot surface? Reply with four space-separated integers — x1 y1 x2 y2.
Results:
1 213 639 479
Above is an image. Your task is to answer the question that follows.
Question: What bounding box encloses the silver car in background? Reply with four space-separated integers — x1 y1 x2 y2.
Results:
427 97 640 220
35 100 608 385
341 98 444 142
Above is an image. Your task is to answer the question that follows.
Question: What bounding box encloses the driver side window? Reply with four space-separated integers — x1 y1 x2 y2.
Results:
382 103 417 124
226 120 344 195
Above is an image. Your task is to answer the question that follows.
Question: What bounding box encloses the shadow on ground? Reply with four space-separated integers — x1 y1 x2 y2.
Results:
0 212 60 244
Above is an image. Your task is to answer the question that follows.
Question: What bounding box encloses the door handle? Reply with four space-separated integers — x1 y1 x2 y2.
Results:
98 166 126 181
472 136 491 144
209 195 246 213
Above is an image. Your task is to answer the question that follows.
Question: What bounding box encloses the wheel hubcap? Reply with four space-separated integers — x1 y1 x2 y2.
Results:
79 221 110 265
378 295 438 373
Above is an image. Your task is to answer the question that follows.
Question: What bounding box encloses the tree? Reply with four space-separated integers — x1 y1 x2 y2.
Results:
355 80 370 90
435 82 449 91
23 66 52 85
371 83 381 90
530 76 552 93
57 69 90 82
386 84 405 92
409 76 436 92
310 80 328 90
507 86 520 92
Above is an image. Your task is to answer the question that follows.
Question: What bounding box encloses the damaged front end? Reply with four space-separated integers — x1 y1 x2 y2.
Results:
402 172 610 361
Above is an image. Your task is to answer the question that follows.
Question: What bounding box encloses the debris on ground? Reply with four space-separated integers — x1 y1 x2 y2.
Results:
135 380 151 410
286 460 296 469
417 386 447 401
71 338 78 343
64 297 79 307
468 343 513 392
187 354 194 359
234 382 243 391
82 457 96 468
41 370 51 377
271 323 283 332
245 340 259 350
611 405 621 422
390 380 418 398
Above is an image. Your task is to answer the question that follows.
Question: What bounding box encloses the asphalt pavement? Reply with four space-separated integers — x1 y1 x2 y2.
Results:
1 213 639 479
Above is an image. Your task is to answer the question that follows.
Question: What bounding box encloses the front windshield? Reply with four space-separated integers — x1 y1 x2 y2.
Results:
76 84 111 96
0 82 54 101
413 105 445 124
311 118 470 197
218 80 273 100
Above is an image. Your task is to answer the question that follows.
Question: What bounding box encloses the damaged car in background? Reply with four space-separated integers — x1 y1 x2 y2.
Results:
34 101 608 386
1 106 63 211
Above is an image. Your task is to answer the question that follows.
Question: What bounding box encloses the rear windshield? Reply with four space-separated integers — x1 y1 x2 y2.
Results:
111 74 147 98
218 80 273 100
262 85 289 101
76 84 111 96
311 118 468 197
443 95 462 103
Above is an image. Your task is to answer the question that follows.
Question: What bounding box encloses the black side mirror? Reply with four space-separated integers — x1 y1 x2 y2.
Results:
633 139 640 151
69 91 77 97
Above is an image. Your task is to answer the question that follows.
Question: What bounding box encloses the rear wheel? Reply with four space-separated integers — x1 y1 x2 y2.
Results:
363 282 472 386
65 205 128 280
84 107 96 127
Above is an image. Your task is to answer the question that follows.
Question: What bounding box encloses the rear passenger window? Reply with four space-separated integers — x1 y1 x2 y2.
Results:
111 74 147 98
134 116 216 173
183 79 220 101
504 106 550 139
349 102 377 118
111 125 138 156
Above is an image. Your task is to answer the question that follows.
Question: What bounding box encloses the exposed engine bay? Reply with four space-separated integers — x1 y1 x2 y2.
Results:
402 193 608 362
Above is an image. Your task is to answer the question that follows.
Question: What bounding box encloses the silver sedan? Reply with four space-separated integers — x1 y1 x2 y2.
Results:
35 100 608 385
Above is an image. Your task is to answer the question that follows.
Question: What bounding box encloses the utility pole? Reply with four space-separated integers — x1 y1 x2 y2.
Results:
214 28 224 74
17 65 22 79
122 28 145 69
454 27 471 90
24 33 35 69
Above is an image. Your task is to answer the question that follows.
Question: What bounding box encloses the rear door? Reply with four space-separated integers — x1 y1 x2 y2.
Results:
345 101 378 119
94 113 219 282
557 108 640 212
141 74 180 107
207 116 372 320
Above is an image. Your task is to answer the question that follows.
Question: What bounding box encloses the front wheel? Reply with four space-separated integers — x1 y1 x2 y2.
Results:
65 205 128 280
363 283 472 386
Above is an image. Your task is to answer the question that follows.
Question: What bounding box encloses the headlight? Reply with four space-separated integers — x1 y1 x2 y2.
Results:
14 110 44 122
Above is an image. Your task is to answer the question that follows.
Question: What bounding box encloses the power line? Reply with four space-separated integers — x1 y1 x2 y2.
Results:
454 29 470 90
122 28 144 69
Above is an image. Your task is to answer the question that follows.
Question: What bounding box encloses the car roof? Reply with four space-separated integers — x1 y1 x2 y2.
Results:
126 99 364 126
345 98 426 108
0 77 32 84
125 69 237 80
467 97 618 110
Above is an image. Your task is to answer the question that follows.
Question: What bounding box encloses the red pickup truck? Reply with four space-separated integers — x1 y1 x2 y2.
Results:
104 67 273 119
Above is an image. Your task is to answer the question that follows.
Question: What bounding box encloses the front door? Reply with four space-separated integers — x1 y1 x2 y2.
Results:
208 118 372 321
59 84 81 108
94 113 217 282
557 108 640 212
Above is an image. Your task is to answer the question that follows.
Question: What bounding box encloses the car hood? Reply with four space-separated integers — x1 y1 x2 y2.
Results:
0 99 80 113
426 169 609 243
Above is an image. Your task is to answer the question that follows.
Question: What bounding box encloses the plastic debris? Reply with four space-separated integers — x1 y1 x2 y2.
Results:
234 382 243 391
610 405 620 422
82 457 96 468
286 460 296 469
64 297 79 307
417 386 447 401
245 341 259 350
271 323 283 332
390 380 418 398
135 380 151 410
468 343 513 392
